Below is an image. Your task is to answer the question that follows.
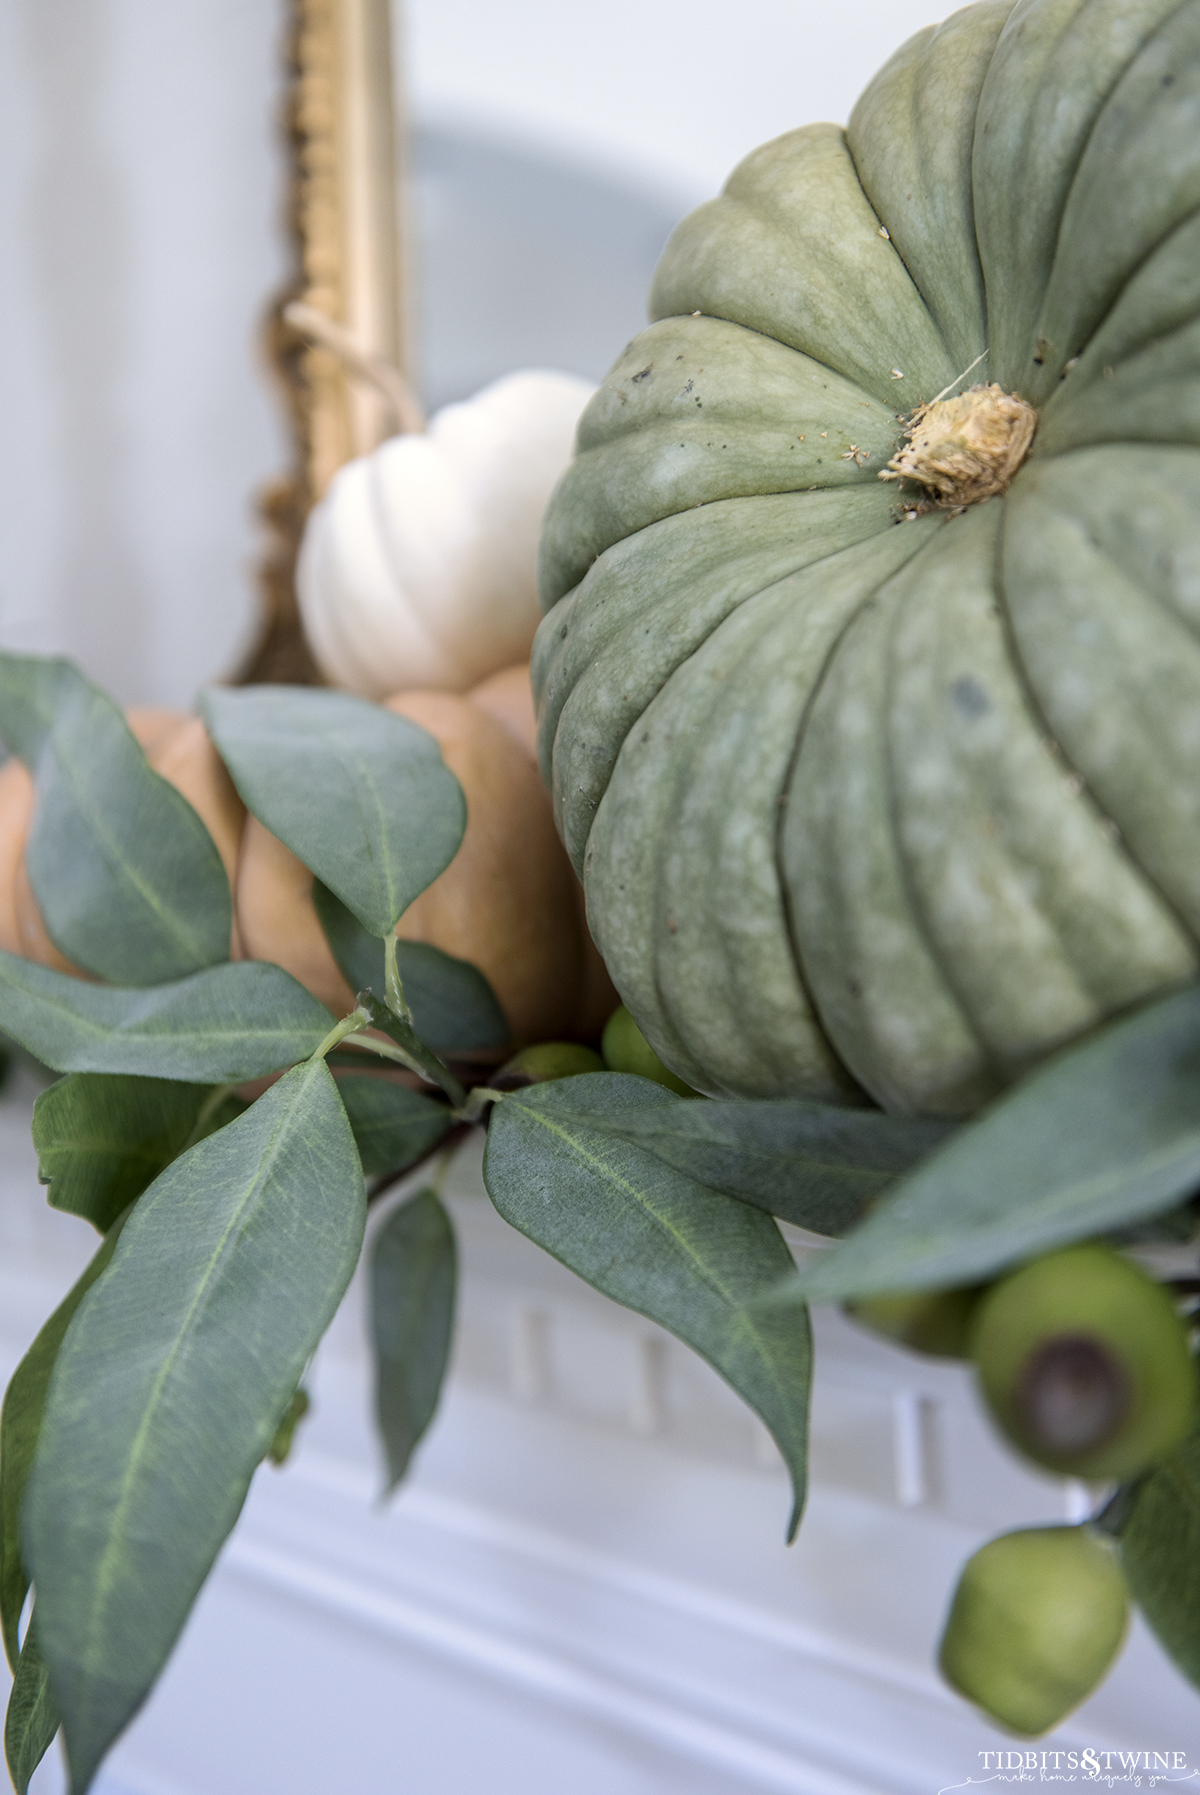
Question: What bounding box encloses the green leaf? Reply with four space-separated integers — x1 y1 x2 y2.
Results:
483 1073 810 1537
22 1056 367 1794
0 654 232 984
33 1074 245 1233
563 1091 951 1236
356 991 465 1108
5 1618 58 1795
335 1075 454 1178
201 686 466 936
0 953 332 1082
313 881 509 1053
777 985 1200 1305
1119 1420 1200 1689
1 1215 130 1671
370 1189 457 1490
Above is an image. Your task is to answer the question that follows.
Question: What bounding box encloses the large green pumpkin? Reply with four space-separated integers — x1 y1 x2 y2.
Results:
533 0 1200 1117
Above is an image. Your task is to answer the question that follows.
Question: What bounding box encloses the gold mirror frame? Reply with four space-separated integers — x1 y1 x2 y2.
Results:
239 0 410 684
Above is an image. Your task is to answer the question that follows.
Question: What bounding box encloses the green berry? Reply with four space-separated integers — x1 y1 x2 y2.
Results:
844 1285 984 1359
939 1525 1128 1735
491 1042 605 1090
970 1243 1197 1480
600 1005 697 1096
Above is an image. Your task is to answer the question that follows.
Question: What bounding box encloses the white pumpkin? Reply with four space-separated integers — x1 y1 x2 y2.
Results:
297 369 594 698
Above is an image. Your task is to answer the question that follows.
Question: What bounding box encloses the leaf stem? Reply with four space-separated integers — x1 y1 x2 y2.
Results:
312 1006 372 1063
384 934 412 1024
341 1029 429 1081
457 1085 505 1127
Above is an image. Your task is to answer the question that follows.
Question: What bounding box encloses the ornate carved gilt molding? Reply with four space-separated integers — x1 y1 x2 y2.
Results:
240 0 408 684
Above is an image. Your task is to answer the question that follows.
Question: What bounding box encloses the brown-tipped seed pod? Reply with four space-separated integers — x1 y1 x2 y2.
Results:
969 1243 1197 1480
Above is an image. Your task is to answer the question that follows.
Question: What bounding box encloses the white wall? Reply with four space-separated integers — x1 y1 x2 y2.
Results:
0 0 288 708
406 0 944 204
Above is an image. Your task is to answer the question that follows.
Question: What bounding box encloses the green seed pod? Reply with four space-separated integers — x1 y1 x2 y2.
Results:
492 1042 605 1091
970 1243 1197 1480
939 1525 1129 1736
844 1285 985 1359
266 1386 310 1468
600 1005 698 1096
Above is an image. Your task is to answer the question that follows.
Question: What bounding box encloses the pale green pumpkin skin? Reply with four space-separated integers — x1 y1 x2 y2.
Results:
534 0 1200 1115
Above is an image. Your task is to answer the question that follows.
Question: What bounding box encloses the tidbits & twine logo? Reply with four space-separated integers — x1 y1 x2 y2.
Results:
939 1750 1197 1792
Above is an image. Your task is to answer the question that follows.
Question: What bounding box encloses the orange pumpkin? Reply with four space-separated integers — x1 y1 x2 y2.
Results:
238 667 614 1043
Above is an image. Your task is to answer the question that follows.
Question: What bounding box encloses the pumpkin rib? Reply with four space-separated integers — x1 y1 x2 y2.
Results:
890 505 1193 1055
773 530 961 1107
986 514 1152 934
973 0 1189 393
582 525 938 1101
1035 209 1200 458
648 124 956 409
365 447 469 682
845 0 1014 372
537 316 898 610
1000 448 1200 943
784 539 996 1114
295 473 395 698
876 517 1008 1096
1048 197 1200 395
1020 0 1200 409
538 489 903 874
782 493 1199 1114
879 521 1006 1101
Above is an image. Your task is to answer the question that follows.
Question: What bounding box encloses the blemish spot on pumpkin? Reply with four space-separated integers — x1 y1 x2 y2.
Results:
951 676 990 720
880 383 1036 509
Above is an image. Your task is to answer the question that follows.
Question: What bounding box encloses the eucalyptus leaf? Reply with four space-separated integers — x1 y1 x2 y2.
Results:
34 1074 245 1233
0 953 332 1082
4 1618 58 1795
483 1073 810 1536
371 1189 457 1490
0 654 231 984
314 881 509 1053
0 1215 130 1671
357 991 465 1108
566 1093 951 1236
776 985 1200 1305
1118 1420 1200 1689
23 1056 367 1793
335 1075 454 1178
201 686 465 936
